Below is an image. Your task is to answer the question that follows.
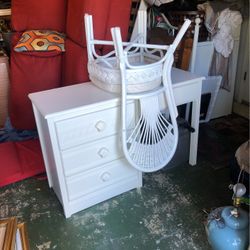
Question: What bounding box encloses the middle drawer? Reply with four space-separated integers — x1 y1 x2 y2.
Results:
61 135 122 177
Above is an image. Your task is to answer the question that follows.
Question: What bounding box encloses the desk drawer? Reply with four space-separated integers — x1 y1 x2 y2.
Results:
55 103 135 150
56 106 120 150
66 159 138 201
61 135 123 176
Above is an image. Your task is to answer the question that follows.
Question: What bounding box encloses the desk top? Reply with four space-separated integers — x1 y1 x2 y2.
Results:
29 68 203 118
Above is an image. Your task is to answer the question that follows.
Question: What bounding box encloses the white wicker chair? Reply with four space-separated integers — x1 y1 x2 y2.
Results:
85 11 190 172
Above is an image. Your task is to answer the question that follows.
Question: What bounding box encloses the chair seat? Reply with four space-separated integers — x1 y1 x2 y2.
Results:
88 54 163 93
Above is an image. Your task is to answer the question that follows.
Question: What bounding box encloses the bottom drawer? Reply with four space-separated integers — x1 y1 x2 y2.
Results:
66 159 139 201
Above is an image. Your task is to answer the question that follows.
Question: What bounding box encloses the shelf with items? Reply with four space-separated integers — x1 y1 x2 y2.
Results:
0 7 11 56
166 11 209 42
0 8 11 17
0 53 9 128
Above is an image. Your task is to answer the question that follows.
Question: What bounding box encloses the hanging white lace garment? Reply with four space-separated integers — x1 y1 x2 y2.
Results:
197 2 242 90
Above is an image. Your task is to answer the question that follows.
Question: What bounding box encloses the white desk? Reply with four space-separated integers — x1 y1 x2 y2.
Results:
29 67 203 217
30 67 204 167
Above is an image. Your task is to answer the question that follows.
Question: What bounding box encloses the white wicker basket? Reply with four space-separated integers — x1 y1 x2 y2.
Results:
85 11 172 94
88 53 163 93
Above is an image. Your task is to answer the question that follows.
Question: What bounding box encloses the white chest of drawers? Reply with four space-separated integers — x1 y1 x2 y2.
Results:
29 82 142 218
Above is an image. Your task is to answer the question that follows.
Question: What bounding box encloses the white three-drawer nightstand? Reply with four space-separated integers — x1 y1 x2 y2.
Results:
29 82 143 218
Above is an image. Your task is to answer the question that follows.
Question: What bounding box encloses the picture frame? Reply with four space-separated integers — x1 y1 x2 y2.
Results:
0 217 17 250
15 223 30 250
0 219 7 249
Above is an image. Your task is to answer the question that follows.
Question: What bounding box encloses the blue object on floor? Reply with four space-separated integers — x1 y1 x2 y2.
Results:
206 206 249 250
0 117 38 142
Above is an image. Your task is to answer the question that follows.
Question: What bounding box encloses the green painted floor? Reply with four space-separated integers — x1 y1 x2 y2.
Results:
0 114 249 250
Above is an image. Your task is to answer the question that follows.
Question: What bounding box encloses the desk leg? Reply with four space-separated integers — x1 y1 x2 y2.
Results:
189 97 201 166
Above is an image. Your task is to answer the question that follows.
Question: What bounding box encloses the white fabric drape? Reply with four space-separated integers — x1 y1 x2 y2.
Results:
197 2 242 91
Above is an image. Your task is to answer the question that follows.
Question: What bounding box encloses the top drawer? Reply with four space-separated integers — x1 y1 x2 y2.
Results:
55 103 135 150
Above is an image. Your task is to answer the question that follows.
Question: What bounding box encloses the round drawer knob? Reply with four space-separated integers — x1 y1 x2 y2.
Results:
95 121 106 132
98 148 109 158
101 172 111 182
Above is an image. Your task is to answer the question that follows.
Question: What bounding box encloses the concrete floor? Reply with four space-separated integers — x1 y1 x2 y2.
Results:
0 114 248 250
